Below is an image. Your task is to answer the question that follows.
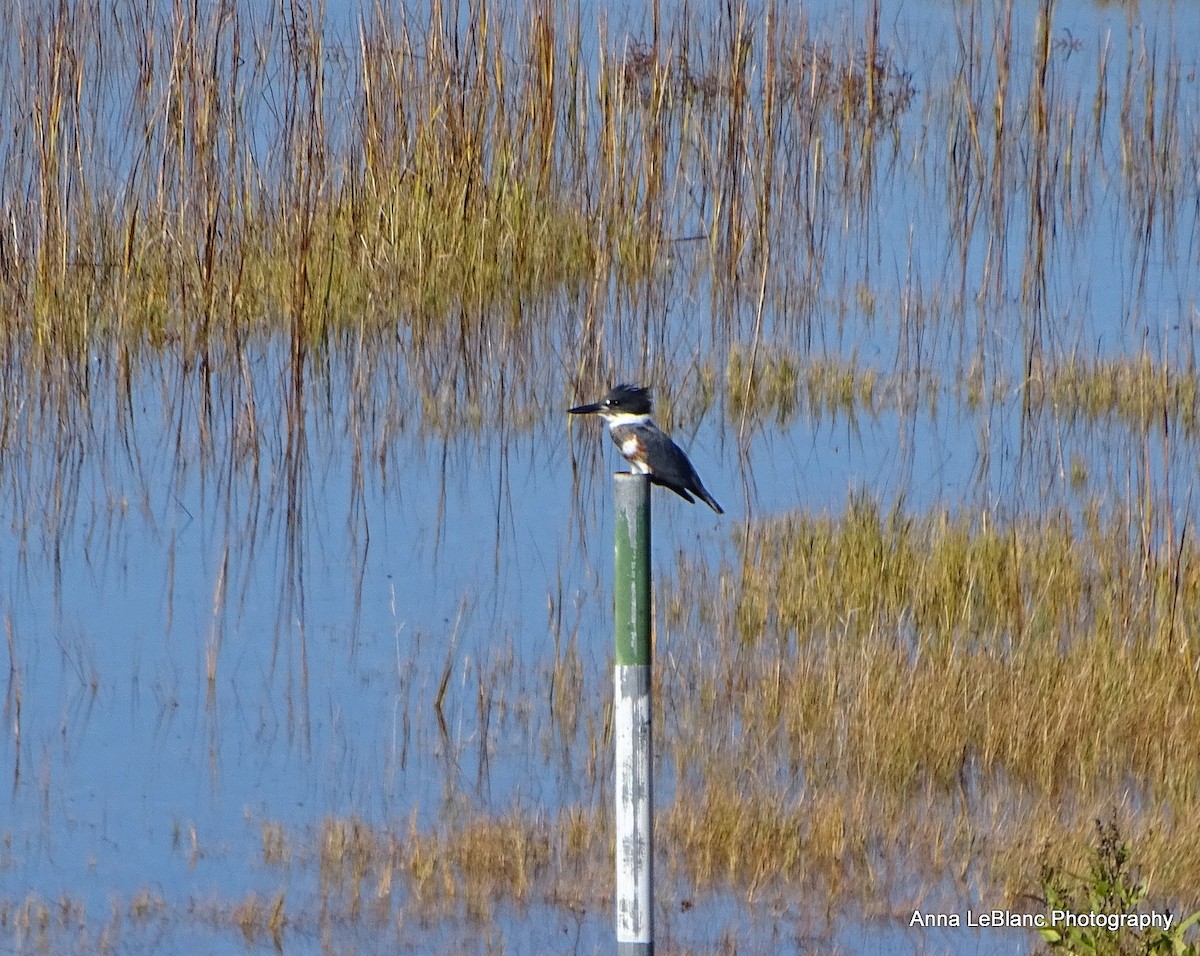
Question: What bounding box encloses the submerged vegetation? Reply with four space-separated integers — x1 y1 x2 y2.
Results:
4 0 1200 951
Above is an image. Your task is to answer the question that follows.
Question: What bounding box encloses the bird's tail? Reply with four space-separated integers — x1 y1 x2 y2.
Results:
697 487 724 515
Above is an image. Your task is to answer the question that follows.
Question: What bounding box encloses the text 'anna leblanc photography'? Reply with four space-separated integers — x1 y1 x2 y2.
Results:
910 909 1177 932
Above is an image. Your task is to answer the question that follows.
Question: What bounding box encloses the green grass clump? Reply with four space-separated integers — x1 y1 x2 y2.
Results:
727 347 881 425
1041 355 1200 436
733 496 1092 648
732 496 1200 652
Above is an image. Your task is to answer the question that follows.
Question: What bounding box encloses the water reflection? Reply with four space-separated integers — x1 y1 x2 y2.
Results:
4 0 1200 951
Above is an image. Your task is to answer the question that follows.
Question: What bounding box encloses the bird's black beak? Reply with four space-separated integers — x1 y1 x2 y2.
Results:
568 401 602 415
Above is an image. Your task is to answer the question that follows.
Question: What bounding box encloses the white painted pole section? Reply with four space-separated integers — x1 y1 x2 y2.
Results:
615 665 653 953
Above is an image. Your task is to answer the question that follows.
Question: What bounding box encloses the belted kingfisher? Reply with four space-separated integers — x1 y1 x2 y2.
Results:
569 384 724 514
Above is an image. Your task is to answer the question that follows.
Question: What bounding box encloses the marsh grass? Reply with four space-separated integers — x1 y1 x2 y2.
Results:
0 0 921 374
230 891 286 945
316 806 604 926
660 494 1200 907
717 346 1200 436
210 494 1200 941
1 0 610 387
0 0 1192 412
727 346 883 424
1041 354 1200 435
7 0 1200 952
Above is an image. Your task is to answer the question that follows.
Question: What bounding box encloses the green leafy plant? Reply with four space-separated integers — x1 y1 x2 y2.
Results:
1038 820 1200 955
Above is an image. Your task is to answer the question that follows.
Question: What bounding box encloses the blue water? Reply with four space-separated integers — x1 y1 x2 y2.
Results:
4 0 1200 952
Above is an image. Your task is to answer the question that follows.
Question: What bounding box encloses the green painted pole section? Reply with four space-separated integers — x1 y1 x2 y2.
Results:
614 473 653 955
613 474 652 666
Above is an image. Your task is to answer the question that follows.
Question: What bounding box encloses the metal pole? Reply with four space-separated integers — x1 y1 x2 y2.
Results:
613 472 653 955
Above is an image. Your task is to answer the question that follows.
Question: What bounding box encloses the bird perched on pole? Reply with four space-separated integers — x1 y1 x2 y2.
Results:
569 384 724 515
